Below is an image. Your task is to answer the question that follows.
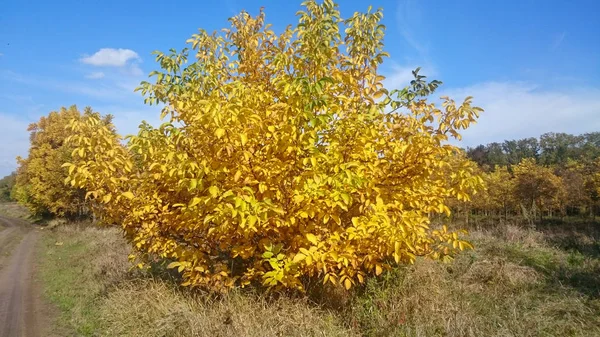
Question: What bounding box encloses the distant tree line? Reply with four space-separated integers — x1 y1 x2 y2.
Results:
466 132 600 168
457 132 600 225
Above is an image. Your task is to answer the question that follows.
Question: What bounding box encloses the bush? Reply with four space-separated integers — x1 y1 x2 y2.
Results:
65 0 483 291
13 106 115 218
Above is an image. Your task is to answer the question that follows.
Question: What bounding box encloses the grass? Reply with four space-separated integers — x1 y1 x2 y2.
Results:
37 222 600 337
349 226 600 336
0 202 30 268
0 202 33 220
38 224 353 337
37 224 133 335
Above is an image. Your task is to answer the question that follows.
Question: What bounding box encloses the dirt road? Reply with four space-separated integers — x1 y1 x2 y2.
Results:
0 216 41 337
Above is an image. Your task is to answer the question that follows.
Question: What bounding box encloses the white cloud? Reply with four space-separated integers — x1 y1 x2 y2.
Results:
85 71 105 79
121 63 144 77
0 68 159 146
1 70 138 101
442 82 600 146
97 105 163 137
80 48 140 67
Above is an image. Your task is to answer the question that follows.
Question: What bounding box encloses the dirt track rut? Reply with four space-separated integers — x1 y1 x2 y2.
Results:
0 216 40 337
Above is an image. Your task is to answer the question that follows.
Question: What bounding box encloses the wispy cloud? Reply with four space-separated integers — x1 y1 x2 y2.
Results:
1 70 142 102
85 71 105 79
551 32 567 50
443 82 600 146
0 68 161 175
80 48 140 67
396 0 429 56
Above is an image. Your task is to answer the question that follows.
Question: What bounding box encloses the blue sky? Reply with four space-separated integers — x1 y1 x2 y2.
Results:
1 0 599 176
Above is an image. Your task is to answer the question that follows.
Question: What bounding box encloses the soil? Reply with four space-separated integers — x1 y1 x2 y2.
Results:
0 216 43 337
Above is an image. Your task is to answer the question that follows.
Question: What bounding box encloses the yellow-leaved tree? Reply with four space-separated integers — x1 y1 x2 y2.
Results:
480 166 516 219
65 0 483 291
513 158 564 223
14 105 114 217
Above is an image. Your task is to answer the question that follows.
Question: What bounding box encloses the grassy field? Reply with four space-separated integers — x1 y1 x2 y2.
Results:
36 220 600 337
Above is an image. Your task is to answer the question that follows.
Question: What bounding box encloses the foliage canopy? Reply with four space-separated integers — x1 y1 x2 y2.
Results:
65 0 483 291
13 106 114 217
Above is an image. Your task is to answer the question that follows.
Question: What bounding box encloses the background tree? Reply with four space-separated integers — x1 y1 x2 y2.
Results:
483 166 516 220
512 159 563 223
13 105 114 218
0 173 16 202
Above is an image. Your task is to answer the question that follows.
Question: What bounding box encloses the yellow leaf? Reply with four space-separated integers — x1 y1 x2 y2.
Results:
122 191 135 200
189 197 201 207
375 264 383 276
305 254 313 265
344 278 352 290
306 233 318 245
292 253 306 263
357 273 364 283
208 186 219 198
248 215 258 227
215 128 226 139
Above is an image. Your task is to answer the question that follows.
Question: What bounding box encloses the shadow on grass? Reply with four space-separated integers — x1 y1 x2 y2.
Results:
535 218 600 259
497 243 600 299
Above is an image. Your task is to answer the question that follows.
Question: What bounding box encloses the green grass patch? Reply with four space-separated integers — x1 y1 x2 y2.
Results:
37 225 132 336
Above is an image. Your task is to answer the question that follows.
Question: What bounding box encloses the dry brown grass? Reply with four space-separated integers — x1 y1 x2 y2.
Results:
351 225 600 336
38 223 600 337
0 202 31 220
100 281 354 337
40 225 354 336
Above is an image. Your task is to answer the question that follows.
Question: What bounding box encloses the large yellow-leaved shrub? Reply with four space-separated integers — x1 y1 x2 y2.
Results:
65 0 483 291
14 105 114 217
